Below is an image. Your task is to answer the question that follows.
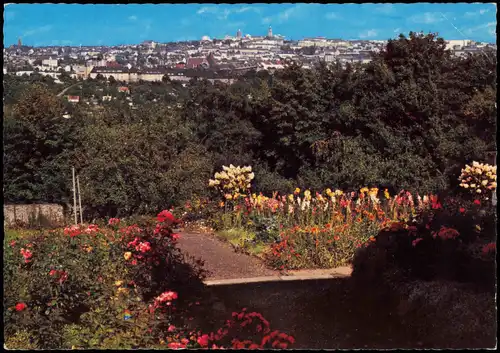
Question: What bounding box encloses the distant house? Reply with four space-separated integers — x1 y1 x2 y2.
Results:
140 69 165 82
67 95 80 103
106 61 121 68
117 86 130 94
186 57 208 69
89 66 129 82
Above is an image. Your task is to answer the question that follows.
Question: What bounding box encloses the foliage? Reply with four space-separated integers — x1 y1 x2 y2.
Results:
351 196 496 291
2 32 497 219
3 211 205 349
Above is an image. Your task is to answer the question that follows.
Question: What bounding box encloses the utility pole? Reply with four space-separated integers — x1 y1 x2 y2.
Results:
72 167 77 225
77 175 83 224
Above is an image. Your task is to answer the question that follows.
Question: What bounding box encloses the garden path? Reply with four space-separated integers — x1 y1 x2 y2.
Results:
177 232 278 280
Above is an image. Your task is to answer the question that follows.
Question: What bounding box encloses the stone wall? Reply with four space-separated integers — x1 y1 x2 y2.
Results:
4 204 65 227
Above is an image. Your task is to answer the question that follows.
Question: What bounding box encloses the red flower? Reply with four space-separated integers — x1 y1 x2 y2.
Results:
474 199 481 206
136 241 151 253
10 240 16 247
459 207 466 213
437 227 460 240
20 248 33 263
49 270 57 276
171 233 181 241
108 218 120 226
197 334 209 347
157 210 177 224
167 342 186 349
482 242 496 254
64 225 82 237
168 325 176 332
412 238 423 247
15 303 27 311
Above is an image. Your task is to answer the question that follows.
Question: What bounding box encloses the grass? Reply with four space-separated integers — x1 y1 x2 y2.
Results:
4 228 40 242
216 228 267 258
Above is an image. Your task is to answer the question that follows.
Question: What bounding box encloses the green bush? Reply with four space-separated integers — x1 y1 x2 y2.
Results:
3 213 207 349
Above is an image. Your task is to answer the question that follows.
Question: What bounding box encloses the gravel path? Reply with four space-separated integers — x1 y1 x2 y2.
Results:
177 232 278 280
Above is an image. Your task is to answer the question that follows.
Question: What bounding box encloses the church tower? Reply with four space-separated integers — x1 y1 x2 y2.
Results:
267 26 273 38
18 37 22 47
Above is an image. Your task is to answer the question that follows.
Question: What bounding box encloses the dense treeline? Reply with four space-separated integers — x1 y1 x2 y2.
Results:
3 33 496 218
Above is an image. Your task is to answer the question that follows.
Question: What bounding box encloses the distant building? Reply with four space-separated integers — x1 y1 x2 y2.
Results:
236 29 242 39
445 39 472 50
267 26 273 38
117 86 130 94
186 57 208 69
42 57 59 69
67 96 80 103
18 37 22 47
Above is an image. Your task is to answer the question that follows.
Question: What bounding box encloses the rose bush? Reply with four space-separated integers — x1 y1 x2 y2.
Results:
4 209 294 349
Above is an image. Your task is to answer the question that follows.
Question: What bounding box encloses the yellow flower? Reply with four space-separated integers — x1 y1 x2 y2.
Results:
288 194 294 202
481 180 488 186
462 183 469 188
294 188 301 195
225 194 233 200
476 189 482 193
360 187 369 194
325 188 333 197
384 189 390 199
117 287 128 294
334 189 343 196
124 252 132 260
115 280 124 286
304 190 312 200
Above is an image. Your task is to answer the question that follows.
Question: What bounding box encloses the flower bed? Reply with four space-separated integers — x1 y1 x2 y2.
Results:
182 162 497 271
4 210 294 349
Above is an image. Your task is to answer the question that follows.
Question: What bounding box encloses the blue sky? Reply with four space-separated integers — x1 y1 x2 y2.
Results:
3 3 497 46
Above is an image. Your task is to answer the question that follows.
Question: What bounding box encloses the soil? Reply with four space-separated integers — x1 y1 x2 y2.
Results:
177 232 279 280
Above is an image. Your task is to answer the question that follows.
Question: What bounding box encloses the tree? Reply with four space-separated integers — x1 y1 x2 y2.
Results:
3 85 83 204
162 74 171 83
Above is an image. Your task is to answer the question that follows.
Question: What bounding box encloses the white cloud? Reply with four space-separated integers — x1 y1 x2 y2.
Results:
466 21 496 35
128 15 137 21
198 5 260 19
261 4 306 25
374 4 394 14
234 6 260 14
217 9 231 20
23 25 52 38
197 6 217 15
262 17 272 24
359 29 377 39
409 12 445 24
325 12 340 20
393 28 401 33
464 8 490 17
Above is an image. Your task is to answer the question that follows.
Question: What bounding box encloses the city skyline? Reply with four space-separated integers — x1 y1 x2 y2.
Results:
3 3 497 46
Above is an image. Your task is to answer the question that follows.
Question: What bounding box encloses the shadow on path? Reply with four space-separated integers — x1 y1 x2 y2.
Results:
204 277 495 349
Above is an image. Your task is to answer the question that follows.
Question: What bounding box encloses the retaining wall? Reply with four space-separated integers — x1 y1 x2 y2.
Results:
3 203 65 227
